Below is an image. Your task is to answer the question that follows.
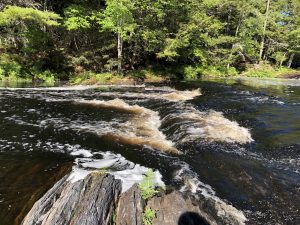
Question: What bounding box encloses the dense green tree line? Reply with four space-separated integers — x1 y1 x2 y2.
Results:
0 0 299 81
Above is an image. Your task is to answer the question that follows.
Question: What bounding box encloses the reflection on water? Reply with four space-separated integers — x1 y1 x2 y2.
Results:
0 152 71 225
0 78 299 225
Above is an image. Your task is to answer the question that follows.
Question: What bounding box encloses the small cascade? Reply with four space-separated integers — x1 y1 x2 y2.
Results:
74 98 179 153
161 105 253 144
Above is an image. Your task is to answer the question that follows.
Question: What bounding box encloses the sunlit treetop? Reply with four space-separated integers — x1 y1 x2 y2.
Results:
0 5 61 26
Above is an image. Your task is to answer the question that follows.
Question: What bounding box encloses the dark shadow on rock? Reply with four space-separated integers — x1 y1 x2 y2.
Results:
178 212 210 225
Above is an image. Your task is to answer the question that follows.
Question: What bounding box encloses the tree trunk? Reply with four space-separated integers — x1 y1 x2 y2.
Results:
279 52 286 68
259 0 271 61
287 53 295 68
117 32 123 73
226 13 243 69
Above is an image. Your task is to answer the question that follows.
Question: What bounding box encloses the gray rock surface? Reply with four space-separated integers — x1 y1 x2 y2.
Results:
146 190 247 225
22 173 121 225
22 172 245 225
147 190 214 225
116 184 144 225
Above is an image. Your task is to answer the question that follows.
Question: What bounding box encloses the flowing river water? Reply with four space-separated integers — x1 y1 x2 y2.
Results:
0 78 299 225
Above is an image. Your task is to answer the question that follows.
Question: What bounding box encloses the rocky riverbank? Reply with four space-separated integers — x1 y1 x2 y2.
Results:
22 172 246 225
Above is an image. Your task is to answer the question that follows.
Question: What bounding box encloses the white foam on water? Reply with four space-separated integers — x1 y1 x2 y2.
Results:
112 165 164 192
4 116 41 128
159 88 201 101
67 167 92 183
70 149 93 158
163 106 253 144
74 98 179 154
75 98 147 114
81 158 120 169
92 87 201 102
247 96 285 105
67 151 165 192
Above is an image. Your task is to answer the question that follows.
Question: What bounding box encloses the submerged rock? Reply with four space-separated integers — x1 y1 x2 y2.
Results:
22 173 121 225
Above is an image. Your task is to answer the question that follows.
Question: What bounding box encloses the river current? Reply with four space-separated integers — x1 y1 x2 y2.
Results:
0 78 299 225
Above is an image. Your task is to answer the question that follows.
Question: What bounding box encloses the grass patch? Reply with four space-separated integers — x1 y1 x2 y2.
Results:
242 65 299 78
127 68 174 82
142 207 156 225
138 169 159 200
70 68 173 85
70 71 129 85
0 53 59 84
182 66 238 80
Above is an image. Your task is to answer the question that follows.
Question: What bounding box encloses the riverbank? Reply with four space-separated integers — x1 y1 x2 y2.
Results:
0 66 299 87
64 67 300 85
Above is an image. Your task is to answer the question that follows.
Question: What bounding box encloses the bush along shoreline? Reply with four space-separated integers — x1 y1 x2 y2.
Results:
1 63 299 86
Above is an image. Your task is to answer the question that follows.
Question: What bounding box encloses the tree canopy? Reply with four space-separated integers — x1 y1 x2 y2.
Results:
0 0 299 81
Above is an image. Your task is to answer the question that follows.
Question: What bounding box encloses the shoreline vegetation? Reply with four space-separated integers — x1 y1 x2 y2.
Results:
0 1 299 86
0 65 300 86
0 66 299 86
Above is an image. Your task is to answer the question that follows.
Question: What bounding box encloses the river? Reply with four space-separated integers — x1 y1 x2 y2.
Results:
0 78 299 225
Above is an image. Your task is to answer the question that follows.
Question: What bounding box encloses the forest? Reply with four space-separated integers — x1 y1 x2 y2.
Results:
1 1 300 225
0 0 299 83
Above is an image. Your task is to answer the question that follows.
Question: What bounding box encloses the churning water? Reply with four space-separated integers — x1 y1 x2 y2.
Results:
0 78 299 225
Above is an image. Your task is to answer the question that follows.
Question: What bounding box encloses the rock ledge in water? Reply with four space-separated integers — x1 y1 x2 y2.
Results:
22 173 121 225
22 173 245 225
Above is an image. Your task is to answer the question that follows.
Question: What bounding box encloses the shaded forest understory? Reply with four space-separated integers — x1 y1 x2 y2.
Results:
0 0 299 83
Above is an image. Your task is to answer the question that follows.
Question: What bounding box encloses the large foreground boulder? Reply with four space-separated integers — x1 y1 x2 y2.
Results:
22 172 246 225
22 173 121 225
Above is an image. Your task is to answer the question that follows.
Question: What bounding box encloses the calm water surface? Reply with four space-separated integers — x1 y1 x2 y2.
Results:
0 78 299 225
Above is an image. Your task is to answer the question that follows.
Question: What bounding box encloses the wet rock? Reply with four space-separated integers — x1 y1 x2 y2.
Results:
22 173 245 225
22 173 121 225
115 184 144 225
195 193 247 225
146 190 246 225
147 190 215 225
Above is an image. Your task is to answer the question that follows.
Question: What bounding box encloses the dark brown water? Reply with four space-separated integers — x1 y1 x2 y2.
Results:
0 79 299 225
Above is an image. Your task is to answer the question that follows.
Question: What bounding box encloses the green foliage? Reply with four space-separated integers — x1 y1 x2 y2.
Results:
64 5 91 30
227 67 239 77
127 69 170 81
70 71 123 85
142 207 156 225
138 169 158 200
0 54 22 78
35 70 56 83
183 66 238 79
242 64 297 78
183 66 199 80
0 0 299 81
0 68 4 80
71 56 90 67
270 52 287 67
100 0 136 39
0 6 61 26
112 209 116 225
